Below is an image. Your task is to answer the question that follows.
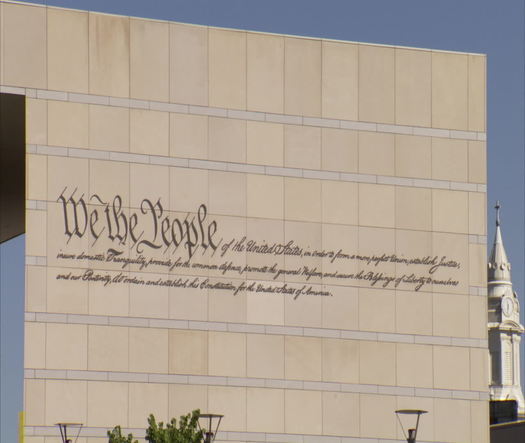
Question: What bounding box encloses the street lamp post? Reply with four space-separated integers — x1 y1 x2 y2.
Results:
55 423 83 443
395 409 427 443
198 413 223 443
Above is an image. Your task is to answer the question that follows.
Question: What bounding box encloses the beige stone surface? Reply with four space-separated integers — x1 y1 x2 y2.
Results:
469 192 486 235
432 52 468 130
360 394 396 439
170 23 208 106
247 334 284 379
47 8 88 93
284 125 321 170
209 171 246 217
396 186 432 231
48 100 88 148
322 41 358 120
247 174 284 219
169 167 208 212
26 98 47 146
246 287 285 326
89 12 130 97
88 325 128 372
26 210 46 257
208 117 246 163
46 323 87 370
26 265 46 312
470 243 488 287
129 382 169 427
89 160 129 204
395 48 431 126
433 293 469 338
433 346 470 390
471 400 490 443
359 131 395 176
208 386 246 432
322 338 359 383
45 380 87 424
359 44 395 124
130 109 169 156
395 291 432 335
284 37 321 117
170 113 208 159
46 266 88 314
129 273 169 318
129 327 168 373
285 336 322 381
284 177 321 223
359 288 395 332
395 134 431 179
247 388 284 433
2 3 46 88
470 347 488 392
469 55 486 132
359 341 396 385
323 391 360 436
88 275 129 317
130 18 169 102
432 232 469 294
27 153 47 202
208 331 246 377
321 128 358 173
432 189 469 234
47 156 89 203
247 33 284 113
322 180 358 225
169 286 208 321
284 289 322 327
246 121 283 166
434 398 471 443
322 285 359 331
209 28 246 109
168 384 208 421
169 330 208 375
129 163 169 209
87 381 128 427
432 137 468 182
470 295 488 339
396 343 433 388
25 379 45 425
89 105 130 152
468 141 487 184
358 226 396 276
358 184 395 228
25 323 45 369
285 390 322 435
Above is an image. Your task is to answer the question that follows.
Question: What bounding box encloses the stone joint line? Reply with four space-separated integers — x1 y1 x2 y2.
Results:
25 311 489 349
24 368 489 402
27 144 487 194
23 424 437 443
1 84 487 141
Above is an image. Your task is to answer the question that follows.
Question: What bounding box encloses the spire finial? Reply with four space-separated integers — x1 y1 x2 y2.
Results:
495 201 501 227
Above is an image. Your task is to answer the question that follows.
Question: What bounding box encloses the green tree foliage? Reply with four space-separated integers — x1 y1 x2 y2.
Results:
107 426 138 443
108 410 204 443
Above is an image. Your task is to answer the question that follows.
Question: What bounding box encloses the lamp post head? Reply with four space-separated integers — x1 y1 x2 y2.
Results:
198 413 224 443
395 410 427 443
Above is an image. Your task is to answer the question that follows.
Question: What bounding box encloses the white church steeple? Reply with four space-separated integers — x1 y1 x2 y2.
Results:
488 202 525 414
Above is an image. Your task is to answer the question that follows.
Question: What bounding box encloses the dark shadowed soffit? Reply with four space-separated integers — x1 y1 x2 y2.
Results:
0 93 25 243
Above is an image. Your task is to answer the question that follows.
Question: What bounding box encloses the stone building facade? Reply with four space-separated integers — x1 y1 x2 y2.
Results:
0 1 488 441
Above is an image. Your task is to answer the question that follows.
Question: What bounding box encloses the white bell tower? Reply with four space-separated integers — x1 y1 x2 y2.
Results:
488 202 525 414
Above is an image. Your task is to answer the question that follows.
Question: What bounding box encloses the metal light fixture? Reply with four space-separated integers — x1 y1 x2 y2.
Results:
55 423 83 443
395 409 427 443
198 413 223 443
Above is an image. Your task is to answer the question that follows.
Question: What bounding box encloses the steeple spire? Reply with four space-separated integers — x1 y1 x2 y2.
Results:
488 201 511 284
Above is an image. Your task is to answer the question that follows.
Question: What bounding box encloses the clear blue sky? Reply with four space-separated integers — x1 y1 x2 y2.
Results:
1 0 524 441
